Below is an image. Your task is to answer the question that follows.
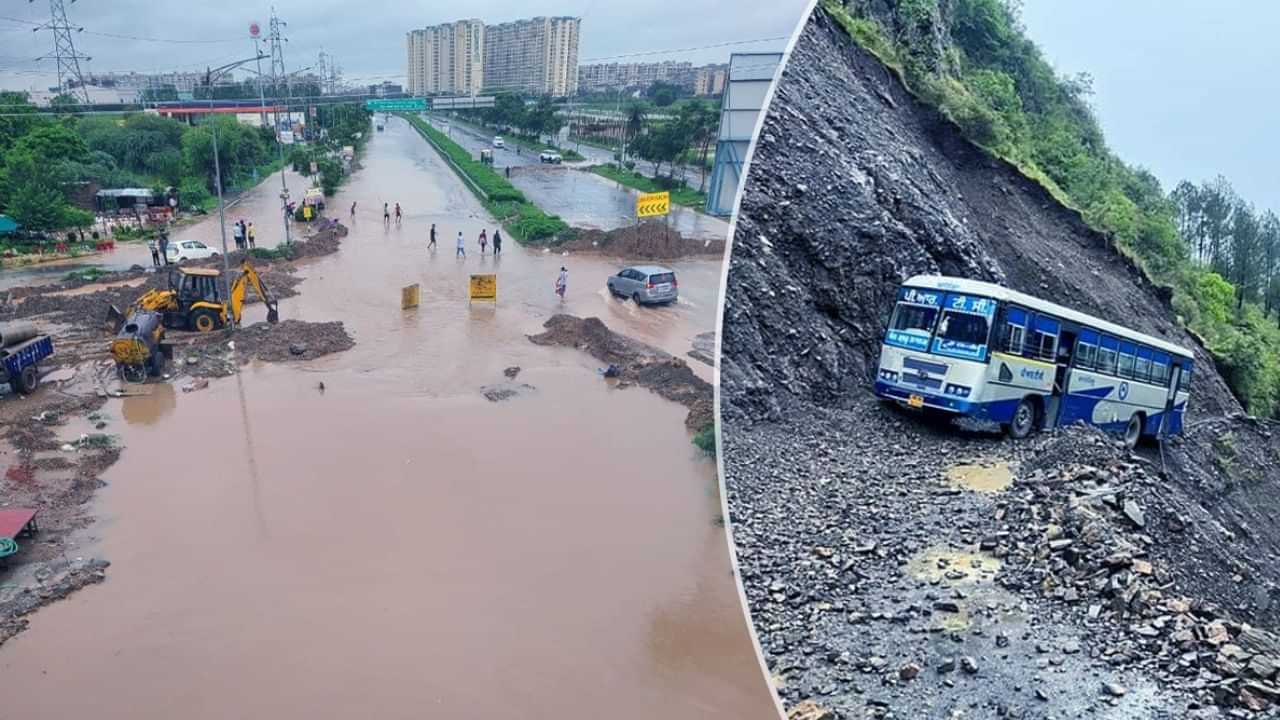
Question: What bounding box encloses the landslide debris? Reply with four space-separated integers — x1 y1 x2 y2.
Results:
720 8 1280 719
562 223 725 259
528 314 712 429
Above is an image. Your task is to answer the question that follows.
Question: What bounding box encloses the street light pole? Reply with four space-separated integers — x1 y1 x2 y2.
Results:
208 91 233 309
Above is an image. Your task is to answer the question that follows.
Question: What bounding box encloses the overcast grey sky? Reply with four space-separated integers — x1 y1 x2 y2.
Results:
0 0 807 90
1022 0 1279 213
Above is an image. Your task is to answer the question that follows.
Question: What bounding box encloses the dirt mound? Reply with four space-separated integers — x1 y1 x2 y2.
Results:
174 320 354 376
563 222 725 259
529 314 713 428
720 9 1237 424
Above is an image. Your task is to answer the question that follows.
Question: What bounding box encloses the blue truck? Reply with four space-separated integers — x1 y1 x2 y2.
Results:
1 331 53 395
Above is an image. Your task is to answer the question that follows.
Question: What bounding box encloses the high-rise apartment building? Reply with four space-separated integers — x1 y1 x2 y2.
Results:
406 16 580 97
406 19 485 96
576 61 729 97
482 16 580 96
692 64 729 97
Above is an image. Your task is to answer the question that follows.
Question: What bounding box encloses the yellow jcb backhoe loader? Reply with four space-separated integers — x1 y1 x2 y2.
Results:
110 260 279 333
109 261 279 380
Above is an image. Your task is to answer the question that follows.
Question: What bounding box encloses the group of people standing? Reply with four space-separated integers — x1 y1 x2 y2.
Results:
232 219 256 251
427 223 504 258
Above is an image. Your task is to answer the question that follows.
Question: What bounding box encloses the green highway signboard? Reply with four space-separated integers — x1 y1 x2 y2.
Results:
365 98 427 112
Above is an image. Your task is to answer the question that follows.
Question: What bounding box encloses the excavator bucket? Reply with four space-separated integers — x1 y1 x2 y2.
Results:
266 303 279 324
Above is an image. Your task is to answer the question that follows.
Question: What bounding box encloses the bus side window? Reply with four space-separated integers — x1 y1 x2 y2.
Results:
1117 341 1137 379
1178 363 1193 392
1027 315 1059 362
1135 346 1153 384
1075 330 1100 370
1001 307 1027 354
1152 352 1171 386
1098 336 1119 375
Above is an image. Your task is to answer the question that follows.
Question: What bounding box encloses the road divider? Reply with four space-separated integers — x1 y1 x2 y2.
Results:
399 113 571 245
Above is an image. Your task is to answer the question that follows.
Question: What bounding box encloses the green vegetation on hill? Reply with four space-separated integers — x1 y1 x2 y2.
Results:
825 0 1280 416
400 113 570 244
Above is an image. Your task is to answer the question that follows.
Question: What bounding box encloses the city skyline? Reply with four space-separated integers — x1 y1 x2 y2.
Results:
0 1 803 95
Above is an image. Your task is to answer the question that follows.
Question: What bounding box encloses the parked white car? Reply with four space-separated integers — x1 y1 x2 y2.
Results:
539 151 563 164
166 239 218 263
493 136 505 148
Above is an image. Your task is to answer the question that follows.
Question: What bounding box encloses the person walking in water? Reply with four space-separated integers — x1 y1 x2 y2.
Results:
555 266 568 300
455 231 466 258
247 222 256 249
478 229 487 255
428 223 437 251
394 202 402 225
492 229 502 256
383 203 390 224
350 201 357 218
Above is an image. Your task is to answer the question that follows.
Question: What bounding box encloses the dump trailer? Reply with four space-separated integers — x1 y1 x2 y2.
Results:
0 324 53 395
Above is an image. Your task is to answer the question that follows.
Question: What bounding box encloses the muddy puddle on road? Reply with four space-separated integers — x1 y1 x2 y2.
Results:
944 461 1013 493
0 117 771 719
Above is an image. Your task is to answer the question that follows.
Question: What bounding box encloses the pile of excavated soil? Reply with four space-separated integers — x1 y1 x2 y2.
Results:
563 222 725 259
721 8 1279 719
172 320 355 378
528 314 713 429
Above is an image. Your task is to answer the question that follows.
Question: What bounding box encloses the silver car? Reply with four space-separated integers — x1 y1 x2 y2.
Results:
607 265 678 305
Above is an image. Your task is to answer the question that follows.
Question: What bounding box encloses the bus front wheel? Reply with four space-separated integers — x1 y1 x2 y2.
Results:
1123 413 1144 449
1008 398 1037 439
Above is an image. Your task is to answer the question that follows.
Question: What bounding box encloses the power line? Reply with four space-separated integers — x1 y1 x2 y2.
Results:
30 0 91 103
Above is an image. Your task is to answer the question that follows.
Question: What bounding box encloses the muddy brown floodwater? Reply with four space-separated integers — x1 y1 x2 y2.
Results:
0 117 774 720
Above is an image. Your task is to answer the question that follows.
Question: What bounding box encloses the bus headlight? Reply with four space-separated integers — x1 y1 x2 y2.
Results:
944 384 971 398
879 369 898 383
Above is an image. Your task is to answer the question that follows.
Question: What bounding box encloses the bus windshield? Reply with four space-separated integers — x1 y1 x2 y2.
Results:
885 287 943 352
931 293 997 361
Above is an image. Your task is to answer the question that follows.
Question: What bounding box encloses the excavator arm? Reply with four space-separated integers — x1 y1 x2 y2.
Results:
228 260 280 326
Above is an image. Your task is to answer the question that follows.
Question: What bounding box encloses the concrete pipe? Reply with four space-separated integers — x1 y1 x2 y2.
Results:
0 324 38 348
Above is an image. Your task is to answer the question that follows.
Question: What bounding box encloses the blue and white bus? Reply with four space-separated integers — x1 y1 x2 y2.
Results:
874 275 1194 446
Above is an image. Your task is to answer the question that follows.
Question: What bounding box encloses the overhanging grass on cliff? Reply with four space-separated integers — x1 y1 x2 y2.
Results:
400 113 570 244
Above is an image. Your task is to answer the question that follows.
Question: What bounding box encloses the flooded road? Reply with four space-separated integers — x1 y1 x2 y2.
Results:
0 117 773 720
0 167 313 292
428 115 729 241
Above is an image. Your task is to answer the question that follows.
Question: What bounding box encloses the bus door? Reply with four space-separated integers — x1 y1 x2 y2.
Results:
1049 329 1077 429
1161 364 1182 437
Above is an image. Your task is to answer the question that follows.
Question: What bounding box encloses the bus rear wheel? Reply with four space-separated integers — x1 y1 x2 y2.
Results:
1007 398 1037 439
1123 413 1144 449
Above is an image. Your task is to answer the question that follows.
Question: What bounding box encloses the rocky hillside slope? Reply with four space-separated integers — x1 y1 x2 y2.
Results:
719 8 1237 425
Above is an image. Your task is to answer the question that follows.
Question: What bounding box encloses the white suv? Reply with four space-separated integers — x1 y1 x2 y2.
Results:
166 240 218 263
493 136 505 148
539 151 563 164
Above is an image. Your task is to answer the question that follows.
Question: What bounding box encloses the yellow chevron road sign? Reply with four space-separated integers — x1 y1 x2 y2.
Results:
636 191 670 218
